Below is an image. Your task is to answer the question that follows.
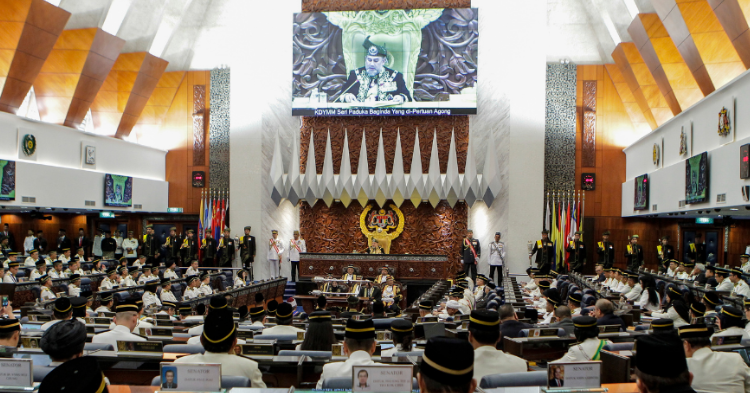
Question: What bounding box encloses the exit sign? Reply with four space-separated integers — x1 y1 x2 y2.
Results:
99 212 115 218
167 207 183 213
696 217 714 224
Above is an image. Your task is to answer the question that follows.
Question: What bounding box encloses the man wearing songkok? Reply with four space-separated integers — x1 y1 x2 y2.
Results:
157 301 177 321
715 267 734 292
418 337 476 393
175 309 266 387
474 274 488 302
142 282 161 309
48 259 66 279
160 279 178 302
729 268 750 298
183 276 201 299
30 259 47 280
41 298 77 331
41 319 87 366
163 260 180 280
95 294 113 314
70 296 87 319
137 265 157 284
249 306 266 327
0 318 20 357
3 259 19 283
39 357 108 393
556 316 612 362
39 275 55 301
261 302 305 335
316 318 380 388
92 302 146 349
340 296 363 319
470 310 527 381
650 319 677 336
418 300 433 318
633 334 695 393
678 324 750 393
380 319 414 357
99 268 118 290
568 292 583 316
741 254 750 274
711 306 750 341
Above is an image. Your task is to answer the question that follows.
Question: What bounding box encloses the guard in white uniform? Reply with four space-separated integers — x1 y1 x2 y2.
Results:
469 310 527 382
288 230 306 282
316 318 380 389
92 302 147 350
39 275 56 301
175 308 266 387
555 316 612 362
679 323 750 393
267 230 285 279
488 232 506 284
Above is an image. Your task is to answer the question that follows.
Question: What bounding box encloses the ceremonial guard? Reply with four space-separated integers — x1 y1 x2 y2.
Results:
267 230 284 279
164 227 182 266
288 230 306 282
201 232 218 267
142 225 159 264
566 231 586 273
240 226 256 278
122 231 139 264
39 275 55 301
595 231 615 268
30 260 47 280
488 232 505 283
530 230 554 274
48 260 66 279
657 236 675 272
625 235 644 271
218 227 236 268
688 233 707 263
99 268 118 290
461 229 481 280
180 230 197 263
160 279 178 302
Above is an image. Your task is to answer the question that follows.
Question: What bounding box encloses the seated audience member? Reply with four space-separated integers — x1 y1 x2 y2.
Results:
556 316 612 362
381 320 414 357
177 304 193 321
41 298 75 331
470 310 527 382
651 285 690 328
39 275 55 301
70 296 88 319
712 306 750 341
437 300 461 320
691 264 707 285
160 279 178 302
266 300 279 315
185 260 200 277
316 319 379 388
3 260 20 283
340 296 362 319
299 311 337 351
38 357 107 393
650 319 677 336
623 273 643 302
499 304 531 339
234 269 249 287
638 275 661 312
163 260 180 280
594 299 626 331
249 306 267 327
702 292 720 316
92 302 147 349
30 259 47 280
199 272 213 295
315 295 327 311
550 306 575 336
372 301 387 319
142 282 161 309
40 320 86 366
418 337 476 393
633 334 694 393
594 265 605 283
705 265 719 288
679 324 750 393
715 268 734 292
261 302 305 335
183 276 201 299
0 316 20 357
567 292 583 316
95 294 114 314
67 274 81 297
175 309 266 386
418 300 434 317
690 303 706 323
157 301 177 320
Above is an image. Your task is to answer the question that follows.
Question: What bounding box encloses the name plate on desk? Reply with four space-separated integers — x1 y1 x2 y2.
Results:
155 319 174 327
159 362 221 392
141 328 173 338
0 359 32 388
420 316 438 323
237 330 255 340
547 361 601 389
352 365 413 393
154 314 171 320
99 311 115 318
85 317 111 325
332 344 343 356
116 340 163 354
20 338 40 350
598 325 621 333
27 315 50 322
528 328 559 337
240 344 274 356
297 331 305 340
376 331 392 341
712 335 743 346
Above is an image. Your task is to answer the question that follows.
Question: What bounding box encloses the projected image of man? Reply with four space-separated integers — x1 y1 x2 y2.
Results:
339 36 412 105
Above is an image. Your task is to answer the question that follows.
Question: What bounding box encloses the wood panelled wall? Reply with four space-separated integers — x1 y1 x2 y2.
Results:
0 213 86 252
163 71 211 214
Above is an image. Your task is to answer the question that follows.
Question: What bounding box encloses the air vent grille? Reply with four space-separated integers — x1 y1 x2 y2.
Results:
717 193 727 203
652 204 657 212
22 196 36 203
84 200 95 206
678 200 686 208
134 204 142 209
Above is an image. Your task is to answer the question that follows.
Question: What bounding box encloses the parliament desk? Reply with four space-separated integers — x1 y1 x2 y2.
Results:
299 253 449 281
109 384 640 392
294 295 372 315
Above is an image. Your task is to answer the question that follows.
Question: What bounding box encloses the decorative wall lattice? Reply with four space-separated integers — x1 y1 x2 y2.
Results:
544 63 577 192
210 68 231 189
582 80 597 167
192 85 206 166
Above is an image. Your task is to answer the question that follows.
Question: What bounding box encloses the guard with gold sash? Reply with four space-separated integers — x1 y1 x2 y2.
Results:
164 227 182 265
240 226 256 278
530 230 554 275
142 225 159 265
657 236 675 273
625 235 644 272
219 227 236 268
201 231 218 267
597 231 615 268
181 230 198 263
566 231 586 273
460 229 481 280
687 233 707 264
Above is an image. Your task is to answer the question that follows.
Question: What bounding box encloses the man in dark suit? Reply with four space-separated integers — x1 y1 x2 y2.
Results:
161 369 177 389
460 229 481 281
549 367 564 387
57 229 71 254
593 299 626 332
359 280 382 299
1 224 14 252
240 226 256 279
33 230 47 255
340 296 362 319
498 304 531 344
550 306 575 336
705 265 719 287
76 228 90 260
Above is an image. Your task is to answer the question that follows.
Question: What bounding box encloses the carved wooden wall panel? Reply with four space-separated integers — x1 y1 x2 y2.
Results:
302 0 470 12
300 117 469 174
582 80 597 168
299 200 466 276
193 85 206 166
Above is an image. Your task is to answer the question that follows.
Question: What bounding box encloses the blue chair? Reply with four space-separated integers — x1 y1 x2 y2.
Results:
33 366 55 382
80 278 92 293
254 334 296 341
582 295 596 307
479 371 548 388
84 343 114 351
151 376 249 388
163 344 205 354
603 343 634 351
322 377 418 390
583 288 596 296
634 325 650 331
278 350 332 358
30 287 41 300
57 283 69 294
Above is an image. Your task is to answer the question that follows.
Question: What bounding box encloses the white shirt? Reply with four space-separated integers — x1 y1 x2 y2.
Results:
687 347 750 393
184 287 200 300
59 255 70 264
288 238 306 261
316 351 379 389
164 269 180 280
651 306 689 327
121 276 137 288
267 238 285 261
473 286 485 302
742 262 750 274
160 290 177 302
711 326 750 342
94 306 110 314
142 291 161 309
115 236 123 254
618 283 633 296
260 325 305 336
99 278 116 290
138 274 157 285
68 284 80 297
30 269 47 280
49 270 66 279
40 318 84 331
92 235 103 256
638 290 661 312
199 283 212 296
666 267 677 277
185 267 200 276
717 279 734 292
556 338 612 362
23 236 35 254
92 325 146 350
733 280 750 298
23 257 36 267
40 287 56 301
122 238 138 258
488 241 505 266
625 283 642 301
234 277 246 287
473 346 527 383
175 352 266 387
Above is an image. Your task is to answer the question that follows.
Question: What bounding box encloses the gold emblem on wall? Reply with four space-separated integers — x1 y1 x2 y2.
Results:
360 203 404 254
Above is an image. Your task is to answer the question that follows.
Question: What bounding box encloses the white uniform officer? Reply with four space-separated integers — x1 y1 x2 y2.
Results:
470 309 527 382
160 280 178 302
555 316 612 362
267 230 285 279
316 318 380 388
92 302 147 350
680 323 750 393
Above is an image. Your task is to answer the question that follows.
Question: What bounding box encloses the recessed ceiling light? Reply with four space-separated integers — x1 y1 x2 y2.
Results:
730 208 739 211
